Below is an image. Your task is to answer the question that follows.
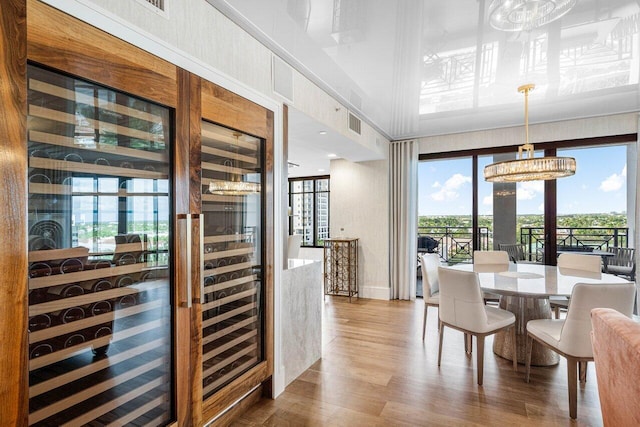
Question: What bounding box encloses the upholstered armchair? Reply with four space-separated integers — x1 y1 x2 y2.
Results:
591 308 640 426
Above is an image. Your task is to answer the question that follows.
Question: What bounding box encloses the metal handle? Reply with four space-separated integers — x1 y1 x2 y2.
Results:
198 214 205 304
186 214 193 308
178 214 192 308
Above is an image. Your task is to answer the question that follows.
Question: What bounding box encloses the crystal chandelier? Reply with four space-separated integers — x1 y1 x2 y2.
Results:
484 84 576 182
489 0 577 32
208 132 261 195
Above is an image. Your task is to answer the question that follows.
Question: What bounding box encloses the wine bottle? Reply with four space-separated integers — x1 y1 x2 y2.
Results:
59 257 84 274
28 314 52 332
47 283 84 299
117 294 137 308
80 279 112 293
29 262 53 278
54 306 86 324
29 343 54 359
86 300 113 316
53 333 86 349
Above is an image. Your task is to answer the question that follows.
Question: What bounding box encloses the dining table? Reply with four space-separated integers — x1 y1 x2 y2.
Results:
446 262 631 366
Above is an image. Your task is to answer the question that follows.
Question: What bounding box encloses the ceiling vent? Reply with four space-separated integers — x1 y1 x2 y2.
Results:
272 55 294 103
135 0 168 17
348 111 361 135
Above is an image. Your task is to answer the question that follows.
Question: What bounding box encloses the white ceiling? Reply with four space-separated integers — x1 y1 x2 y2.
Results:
208 0 640 175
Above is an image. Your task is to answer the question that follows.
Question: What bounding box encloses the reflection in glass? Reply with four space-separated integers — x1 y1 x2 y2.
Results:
200 121 264 399
26 64 173 425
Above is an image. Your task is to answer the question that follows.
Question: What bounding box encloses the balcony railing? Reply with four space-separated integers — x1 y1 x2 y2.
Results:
520 226 629 262
418 226 629 264
418 226 490 264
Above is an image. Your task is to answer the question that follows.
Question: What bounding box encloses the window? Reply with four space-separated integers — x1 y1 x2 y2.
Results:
419 136 636 264
289 176 330 247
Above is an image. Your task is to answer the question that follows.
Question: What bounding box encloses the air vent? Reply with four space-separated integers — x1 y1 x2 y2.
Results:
272 55 294 103
134 0 168 17
348 111 361 135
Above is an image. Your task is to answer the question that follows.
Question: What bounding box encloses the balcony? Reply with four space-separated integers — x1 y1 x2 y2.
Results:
418 226 629 264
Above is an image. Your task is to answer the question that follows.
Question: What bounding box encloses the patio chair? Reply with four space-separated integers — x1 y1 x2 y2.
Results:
605 247 635 281
499 243 527 263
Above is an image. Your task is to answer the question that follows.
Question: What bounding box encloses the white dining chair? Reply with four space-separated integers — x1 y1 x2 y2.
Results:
420 253 440 341
437 267 517 385
473 250 510 268
525 282 635 419
550 253 603 318
473 250 509 304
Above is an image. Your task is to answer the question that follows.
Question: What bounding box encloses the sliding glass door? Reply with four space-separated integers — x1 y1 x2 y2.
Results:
420 139 635 267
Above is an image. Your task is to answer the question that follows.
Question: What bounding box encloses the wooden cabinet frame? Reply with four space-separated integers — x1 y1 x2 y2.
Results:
187 77 275 425
0 0 274 424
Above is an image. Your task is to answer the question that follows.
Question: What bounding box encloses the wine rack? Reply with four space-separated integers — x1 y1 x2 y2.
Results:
200 122 263 400
27 65 173 426
324 238 359 302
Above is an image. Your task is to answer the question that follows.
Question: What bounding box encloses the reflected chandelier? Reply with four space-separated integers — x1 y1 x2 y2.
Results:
483 84 576 183
489 0 577 32
208 132 261 195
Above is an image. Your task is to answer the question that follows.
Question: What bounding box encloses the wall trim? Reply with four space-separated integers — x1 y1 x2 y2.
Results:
359 286 392 300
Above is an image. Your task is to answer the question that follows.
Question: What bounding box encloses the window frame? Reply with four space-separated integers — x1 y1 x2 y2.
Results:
288 175 330 248
419 133 637 265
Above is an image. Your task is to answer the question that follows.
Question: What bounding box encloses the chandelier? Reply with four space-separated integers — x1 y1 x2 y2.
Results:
208 132 261 195
489 0 577 32
484 84 576 182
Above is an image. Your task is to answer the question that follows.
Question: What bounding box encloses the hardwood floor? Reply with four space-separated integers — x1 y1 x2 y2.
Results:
233 297 603 426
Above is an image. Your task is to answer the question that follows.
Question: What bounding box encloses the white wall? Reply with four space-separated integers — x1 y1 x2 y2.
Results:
65 0 389 158
330 159 390 299
417 113 639 153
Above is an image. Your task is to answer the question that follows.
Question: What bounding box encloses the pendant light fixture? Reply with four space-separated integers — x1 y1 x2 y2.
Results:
484 84 576 182
208 132 261 195
489 0 577 32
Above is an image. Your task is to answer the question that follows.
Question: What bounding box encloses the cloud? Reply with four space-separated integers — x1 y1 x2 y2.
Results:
600 165 626 192
517 181 543 200
430 173 471 201
538 203 544 212
482 195 492 205
432 181 441 188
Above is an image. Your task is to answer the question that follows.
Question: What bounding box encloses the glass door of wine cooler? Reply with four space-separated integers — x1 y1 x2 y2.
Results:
200 122 264 400
27 64 173 426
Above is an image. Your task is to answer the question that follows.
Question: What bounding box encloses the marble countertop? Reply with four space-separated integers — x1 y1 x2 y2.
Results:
287 258 320 269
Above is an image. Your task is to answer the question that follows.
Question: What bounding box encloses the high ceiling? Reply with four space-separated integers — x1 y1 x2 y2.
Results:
208 0 640 175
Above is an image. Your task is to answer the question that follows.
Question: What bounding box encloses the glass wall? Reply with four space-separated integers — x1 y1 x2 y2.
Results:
418 157 480 263
556 145 629 249
420 141 634 267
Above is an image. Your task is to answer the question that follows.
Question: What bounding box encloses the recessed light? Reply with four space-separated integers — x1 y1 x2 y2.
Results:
327 153 337 158
318 131 327 135
318 168 325 172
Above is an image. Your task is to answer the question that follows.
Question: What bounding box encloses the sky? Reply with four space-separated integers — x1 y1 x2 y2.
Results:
419 144 629 216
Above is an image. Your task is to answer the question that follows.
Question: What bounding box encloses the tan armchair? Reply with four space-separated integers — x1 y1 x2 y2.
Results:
591 308 640 426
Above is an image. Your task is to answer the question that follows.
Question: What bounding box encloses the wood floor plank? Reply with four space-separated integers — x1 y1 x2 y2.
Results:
234 297 604 426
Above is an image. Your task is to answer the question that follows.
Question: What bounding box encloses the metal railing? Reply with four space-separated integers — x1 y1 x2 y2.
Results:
520 226 629 262
417 226 629 264
418 226 490 264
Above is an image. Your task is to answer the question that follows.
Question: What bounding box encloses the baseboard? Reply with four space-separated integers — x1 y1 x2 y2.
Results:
359 286 391 300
